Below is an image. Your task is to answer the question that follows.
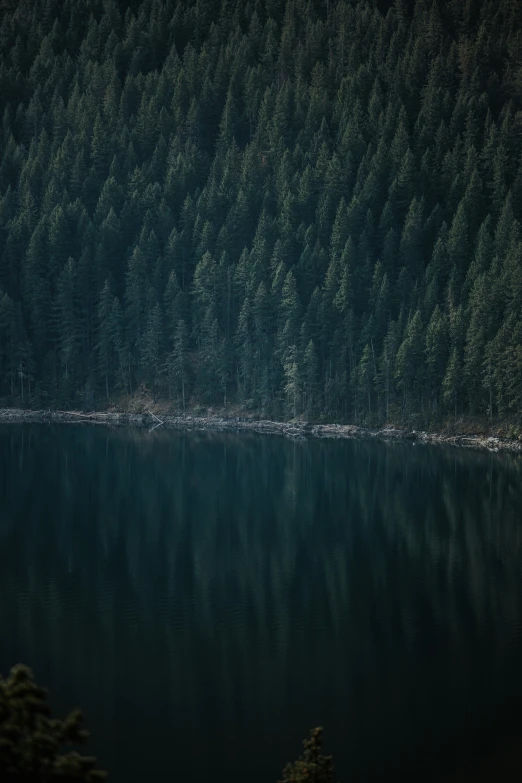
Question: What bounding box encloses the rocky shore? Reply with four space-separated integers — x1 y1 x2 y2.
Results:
1 408 521 453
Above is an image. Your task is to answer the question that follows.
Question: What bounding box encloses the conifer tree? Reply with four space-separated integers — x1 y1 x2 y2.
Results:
141 301 163 399
442 347 462 418
165 318 190 409
97 279 114 399
0 664 106 782
279 727 336 783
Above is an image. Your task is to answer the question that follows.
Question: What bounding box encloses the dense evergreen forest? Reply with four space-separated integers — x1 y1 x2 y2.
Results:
0 0 521 423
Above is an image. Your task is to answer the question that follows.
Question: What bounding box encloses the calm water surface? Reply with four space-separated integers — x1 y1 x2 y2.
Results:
1 424 522 782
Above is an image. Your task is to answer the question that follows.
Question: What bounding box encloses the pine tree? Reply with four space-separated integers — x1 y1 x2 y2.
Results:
165 318 190 409
55 258 80 399
109 296 130 394
380 320 400 421
302 338 319 417
282 344 301 419
277 270 302 360
357 343 374 418
96 279 113 399
279 727 336 783
0 664 106 781
235 296 254 402
124 247 147 382
0 291 17 399
425 306 449 412
442 347 462 418
446 200 470 296
395 310 425 413
141 301 163 399
463 273 489 413
197 305 226 406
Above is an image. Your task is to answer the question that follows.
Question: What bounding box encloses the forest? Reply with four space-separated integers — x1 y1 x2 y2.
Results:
0 0 521 424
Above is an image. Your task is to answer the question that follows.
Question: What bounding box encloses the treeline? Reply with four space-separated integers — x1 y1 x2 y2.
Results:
0 0 521 422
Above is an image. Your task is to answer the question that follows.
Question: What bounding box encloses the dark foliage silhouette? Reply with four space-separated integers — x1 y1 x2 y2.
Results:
0 664 106 782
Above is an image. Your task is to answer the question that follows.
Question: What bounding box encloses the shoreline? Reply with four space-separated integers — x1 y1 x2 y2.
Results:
1 408 521 453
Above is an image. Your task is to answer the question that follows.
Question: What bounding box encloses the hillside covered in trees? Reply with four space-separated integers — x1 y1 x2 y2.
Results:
0 0 521 423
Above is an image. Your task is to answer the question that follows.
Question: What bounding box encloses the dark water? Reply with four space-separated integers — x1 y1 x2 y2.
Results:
1 424 522 782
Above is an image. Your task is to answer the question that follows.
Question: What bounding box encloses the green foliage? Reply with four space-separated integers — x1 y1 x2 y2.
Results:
279 727 336 783
0 664 106 782
0 0 521 422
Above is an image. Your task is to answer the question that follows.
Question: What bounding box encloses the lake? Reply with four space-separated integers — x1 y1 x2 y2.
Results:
1 423 522 782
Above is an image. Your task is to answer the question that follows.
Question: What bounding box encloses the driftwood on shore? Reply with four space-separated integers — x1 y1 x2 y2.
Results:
1 408 522 454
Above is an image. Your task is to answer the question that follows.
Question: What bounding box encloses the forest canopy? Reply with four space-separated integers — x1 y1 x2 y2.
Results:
0 0 521 423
